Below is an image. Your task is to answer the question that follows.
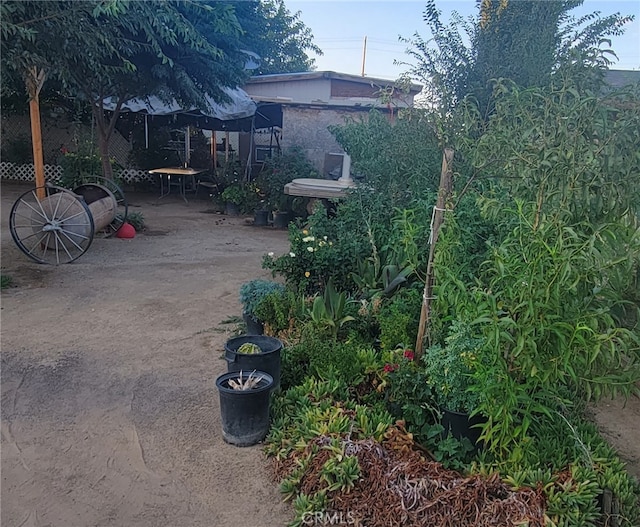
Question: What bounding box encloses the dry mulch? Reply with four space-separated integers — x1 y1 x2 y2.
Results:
273 423 546 527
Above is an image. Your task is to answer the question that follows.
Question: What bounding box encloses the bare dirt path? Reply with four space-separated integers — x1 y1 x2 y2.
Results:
1 181 638 527
1 181 292 527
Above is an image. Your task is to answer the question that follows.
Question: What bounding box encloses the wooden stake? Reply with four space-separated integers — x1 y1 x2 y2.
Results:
415 148 454 359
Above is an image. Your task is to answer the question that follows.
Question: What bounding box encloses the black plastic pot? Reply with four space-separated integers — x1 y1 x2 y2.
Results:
224 335 283 389
215 370 273 446
254 209 269 226
272 210 290 229
225 202 240 216
242 312 264 335
441 408 485 446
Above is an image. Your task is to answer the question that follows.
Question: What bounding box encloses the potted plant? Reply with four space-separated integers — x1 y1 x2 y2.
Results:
239 279 286 334
224 334 284 389
423 320 488 445
220 183 246 215
272 194 293 229
254 201 270 226
256 146 319 228
215 369 274 446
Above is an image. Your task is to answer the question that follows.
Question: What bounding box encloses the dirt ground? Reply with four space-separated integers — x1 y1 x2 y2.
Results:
1 181 293 527
1 180 638 527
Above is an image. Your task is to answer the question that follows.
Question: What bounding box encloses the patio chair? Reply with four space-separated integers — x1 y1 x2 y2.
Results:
195 173 220 199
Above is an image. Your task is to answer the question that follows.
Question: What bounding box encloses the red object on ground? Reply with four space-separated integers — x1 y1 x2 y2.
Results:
116 223 136 239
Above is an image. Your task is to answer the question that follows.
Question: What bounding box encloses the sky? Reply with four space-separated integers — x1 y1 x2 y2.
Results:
288 0 640 81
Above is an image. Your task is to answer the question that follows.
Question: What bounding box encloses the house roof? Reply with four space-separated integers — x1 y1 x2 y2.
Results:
605 69 640 88
247 71 422 94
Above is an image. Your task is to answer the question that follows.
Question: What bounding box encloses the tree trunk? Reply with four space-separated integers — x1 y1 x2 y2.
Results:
92 93 122 181
96 124 114 181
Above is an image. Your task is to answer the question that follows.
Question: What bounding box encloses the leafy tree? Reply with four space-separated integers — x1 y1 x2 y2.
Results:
401 0 634 116
1 1 250 180
234 0 322 75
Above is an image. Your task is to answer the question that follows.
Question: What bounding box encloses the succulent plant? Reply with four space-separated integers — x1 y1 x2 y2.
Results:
237 342 262 355
227 370 264 390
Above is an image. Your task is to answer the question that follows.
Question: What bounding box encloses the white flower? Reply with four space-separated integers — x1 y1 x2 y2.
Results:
268 252 274 257
307 246 314 252
323 236 328 241
289 252 296 257
302 236 315 242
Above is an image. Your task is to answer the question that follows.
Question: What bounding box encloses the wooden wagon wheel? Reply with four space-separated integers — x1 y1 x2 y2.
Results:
9 185 95 264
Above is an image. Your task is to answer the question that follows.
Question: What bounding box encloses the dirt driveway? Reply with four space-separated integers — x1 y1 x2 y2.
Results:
1 180 638 527
1 181 292 527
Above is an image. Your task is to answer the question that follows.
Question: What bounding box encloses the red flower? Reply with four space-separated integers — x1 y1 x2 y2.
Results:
383 364 398 373
403 349 415 361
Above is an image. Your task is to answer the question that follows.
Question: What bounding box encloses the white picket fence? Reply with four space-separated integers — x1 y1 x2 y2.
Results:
0 162 153 185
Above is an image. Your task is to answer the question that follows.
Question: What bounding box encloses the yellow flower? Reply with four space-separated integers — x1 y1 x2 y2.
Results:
304 271 310 278
302 229 309 235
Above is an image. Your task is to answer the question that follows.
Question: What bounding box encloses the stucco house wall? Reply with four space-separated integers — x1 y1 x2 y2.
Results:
244 72 423 176
280 106 363 175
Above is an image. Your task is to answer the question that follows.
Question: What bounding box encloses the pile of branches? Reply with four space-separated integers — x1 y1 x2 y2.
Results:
272 423 546 527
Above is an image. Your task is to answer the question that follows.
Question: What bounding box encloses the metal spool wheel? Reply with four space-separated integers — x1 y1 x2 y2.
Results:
9 185 95 264
69 176 128 237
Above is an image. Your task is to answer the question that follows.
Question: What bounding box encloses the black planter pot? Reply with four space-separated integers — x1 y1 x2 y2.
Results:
441 408 485 446
215 370 274 446
272 210 290 229
224 335 283 389
242 312 264 335
225 202 240 216
254 209 269 226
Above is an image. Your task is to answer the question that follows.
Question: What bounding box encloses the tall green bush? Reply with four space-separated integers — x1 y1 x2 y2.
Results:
432 79 640 459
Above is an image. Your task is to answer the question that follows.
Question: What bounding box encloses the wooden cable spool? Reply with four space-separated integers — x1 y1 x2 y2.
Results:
10 179 127 265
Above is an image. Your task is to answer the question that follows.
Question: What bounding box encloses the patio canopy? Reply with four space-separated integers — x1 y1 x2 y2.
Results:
102 87 258 130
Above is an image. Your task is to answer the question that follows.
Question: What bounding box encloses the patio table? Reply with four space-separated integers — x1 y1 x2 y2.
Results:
149 167 207 204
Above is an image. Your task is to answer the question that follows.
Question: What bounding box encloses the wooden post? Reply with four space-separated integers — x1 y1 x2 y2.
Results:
211 130 217 169
26 67 47 199
415 148 454 359
184 125 191 167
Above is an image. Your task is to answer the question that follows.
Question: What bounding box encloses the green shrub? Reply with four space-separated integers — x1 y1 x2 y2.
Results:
423 320 489 414
253 289 298 334
280 333 382 392
263 213 365 295
375 285 421 352
58 142 112 188
307 280 355 341
2 134 32 164
125 211 145 232
1 275 13 289
239 279 286 318
280 343 313 390
255 145 318 212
